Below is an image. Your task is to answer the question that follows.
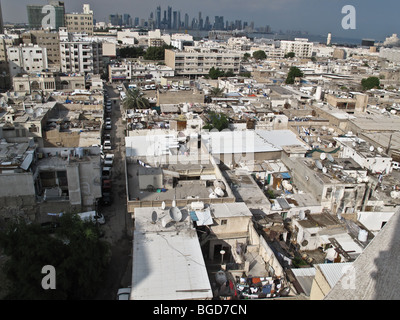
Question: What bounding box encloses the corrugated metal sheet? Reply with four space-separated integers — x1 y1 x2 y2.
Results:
317 262 353 288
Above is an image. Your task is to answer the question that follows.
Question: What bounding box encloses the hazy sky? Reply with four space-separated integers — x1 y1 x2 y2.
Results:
2 0 399 40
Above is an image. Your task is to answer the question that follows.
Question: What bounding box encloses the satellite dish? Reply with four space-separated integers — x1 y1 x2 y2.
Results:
172 199 176 207
327 153 334 162
315 160 323 170
161 201 166 210
169 206 182 222
322 167 327 174
320 153 326 160
151 211 158 224
369 146 375 152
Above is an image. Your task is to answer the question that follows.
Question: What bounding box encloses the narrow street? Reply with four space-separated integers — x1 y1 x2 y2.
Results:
94 84 133 300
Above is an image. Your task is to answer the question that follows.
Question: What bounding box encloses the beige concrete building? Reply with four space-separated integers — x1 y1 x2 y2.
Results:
22 30 61 70
65 4 94 35
165 48 241 76
325 93 368 114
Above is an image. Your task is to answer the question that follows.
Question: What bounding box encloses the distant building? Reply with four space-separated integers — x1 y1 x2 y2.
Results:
65 4 94 35
361 39 375 47
280 38 313 58
165 47 241 76
0 0 4 34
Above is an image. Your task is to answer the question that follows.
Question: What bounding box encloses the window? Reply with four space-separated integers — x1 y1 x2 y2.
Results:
221 219 227 225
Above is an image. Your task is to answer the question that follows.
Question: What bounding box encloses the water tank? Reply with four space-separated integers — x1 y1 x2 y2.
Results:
214 187 224 197
358 229 368 242
75 147 84 158
191 201 204 210
209 192 218 199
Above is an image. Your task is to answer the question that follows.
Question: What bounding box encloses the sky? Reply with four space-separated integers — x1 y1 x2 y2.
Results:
1 0 399 41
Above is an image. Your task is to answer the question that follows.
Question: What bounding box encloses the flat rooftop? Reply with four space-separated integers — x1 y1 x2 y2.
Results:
127 161 223 201
131 206 212 300
202 129 309 155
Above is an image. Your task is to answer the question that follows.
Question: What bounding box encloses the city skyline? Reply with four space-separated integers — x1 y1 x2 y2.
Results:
1 0 399 40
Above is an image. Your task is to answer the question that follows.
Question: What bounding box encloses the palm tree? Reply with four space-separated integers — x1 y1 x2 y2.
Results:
122 88 150 110
209 87 224 98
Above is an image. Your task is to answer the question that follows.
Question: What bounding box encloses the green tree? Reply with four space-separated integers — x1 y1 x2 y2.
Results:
122 88 150 110
143 44 173 60
203 111 229 131
361 76 380 90
284 52 295 58
242 52 251 61
0 214 110 300
285 66 304 84
224 69 235 77
119 46 144 58
208 67 225 79
252 50 267 60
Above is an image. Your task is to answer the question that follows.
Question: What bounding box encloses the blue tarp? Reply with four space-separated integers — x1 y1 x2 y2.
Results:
189 211 198 221
280 172 291 179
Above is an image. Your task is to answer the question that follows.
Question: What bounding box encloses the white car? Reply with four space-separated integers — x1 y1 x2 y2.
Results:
103 140 112 150
104 154 114 166
105 121 112 130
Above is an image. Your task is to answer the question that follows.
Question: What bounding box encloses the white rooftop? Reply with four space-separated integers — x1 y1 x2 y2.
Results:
202 129 309 155
210 202 253 219
131 206 212 300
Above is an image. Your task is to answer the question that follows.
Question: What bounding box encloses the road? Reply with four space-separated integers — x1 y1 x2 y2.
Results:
94 84 133 300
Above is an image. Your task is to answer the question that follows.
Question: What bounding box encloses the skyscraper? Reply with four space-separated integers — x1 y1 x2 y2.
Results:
184 13 189 29
156 6 161 29
173 11 177 29
167 6 172 29
0 0 3 34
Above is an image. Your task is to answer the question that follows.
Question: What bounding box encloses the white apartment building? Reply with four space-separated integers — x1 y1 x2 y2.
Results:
108 61 174 83
7 44 48 77
165 47 241 76
280 38 313 58
380 48 400 64
60 40 103 74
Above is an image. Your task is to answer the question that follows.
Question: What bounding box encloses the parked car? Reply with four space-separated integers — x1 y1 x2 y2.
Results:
78 211 105 225
101 192 113 206
103 140 112 150
103 133 111 142
104 154 114 166
102 179 112 191
102 166 112 179
40 221 61 233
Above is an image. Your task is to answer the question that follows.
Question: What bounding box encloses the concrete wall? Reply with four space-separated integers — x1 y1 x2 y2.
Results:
310 266 331 300
0 173 36 198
